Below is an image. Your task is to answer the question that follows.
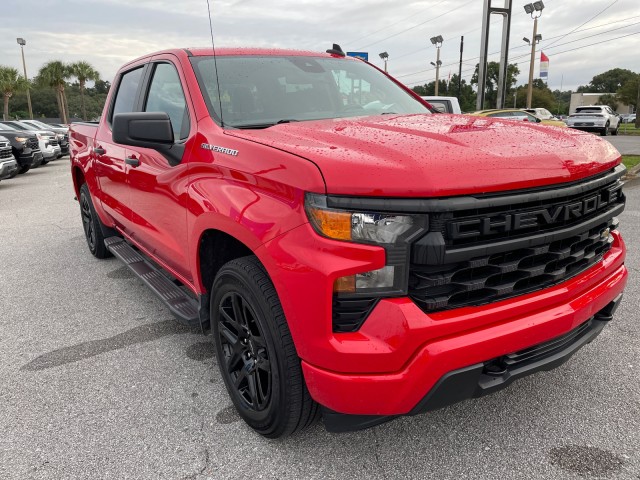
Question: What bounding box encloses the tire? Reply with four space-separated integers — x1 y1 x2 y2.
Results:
612 124 619 136
18 166 30 174
79 183 111 259
42 159 50 165
8 170 18 179
601 123 610 136
211 256 319 438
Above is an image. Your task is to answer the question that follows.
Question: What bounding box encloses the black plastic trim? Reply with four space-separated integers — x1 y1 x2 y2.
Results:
324 165 625 213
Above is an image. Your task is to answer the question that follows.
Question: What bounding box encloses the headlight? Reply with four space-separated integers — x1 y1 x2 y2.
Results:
14 136 28 143
305 193 427 295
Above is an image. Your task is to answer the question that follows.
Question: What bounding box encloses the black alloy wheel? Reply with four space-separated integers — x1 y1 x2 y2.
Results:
79 183 111 259
218 291 272 411
601 122 610 136
211 256 319 438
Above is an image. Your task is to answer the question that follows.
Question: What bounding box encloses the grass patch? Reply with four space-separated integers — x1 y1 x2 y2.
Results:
622 155 640 170
619 124 640 136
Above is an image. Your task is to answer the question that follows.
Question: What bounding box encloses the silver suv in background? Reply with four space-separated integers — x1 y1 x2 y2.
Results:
566 105 620 136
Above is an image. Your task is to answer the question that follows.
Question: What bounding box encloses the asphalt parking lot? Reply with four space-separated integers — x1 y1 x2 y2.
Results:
1 158 639 480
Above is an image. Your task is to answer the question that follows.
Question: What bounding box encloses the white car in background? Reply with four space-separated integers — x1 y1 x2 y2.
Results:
421 96 462 114
523 108 558 121
566 105 620 136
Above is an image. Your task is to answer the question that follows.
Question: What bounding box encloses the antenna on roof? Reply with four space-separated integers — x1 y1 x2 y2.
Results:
326 44 346 57
206 0 224 127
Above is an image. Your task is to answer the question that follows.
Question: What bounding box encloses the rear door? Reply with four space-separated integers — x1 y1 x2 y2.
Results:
94 64 147 233
124 56 194 280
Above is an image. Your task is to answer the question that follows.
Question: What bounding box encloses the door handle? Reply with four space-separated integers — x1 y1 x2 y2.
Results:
93 147 106 155
125 157 140 167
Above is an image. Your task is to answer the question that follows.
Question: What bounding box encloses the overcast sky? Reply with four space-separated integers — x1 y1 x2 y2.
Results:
0 0 638 92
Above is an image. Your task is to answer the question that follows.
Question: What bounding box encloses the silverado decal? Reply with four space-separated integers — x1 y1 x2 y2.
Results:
201 143 239 156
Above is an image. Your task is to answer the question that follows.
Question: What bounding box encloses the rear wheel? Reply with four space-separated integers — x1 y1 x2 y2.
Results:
18 166 30 174
601 122 610 136
211 256 319 438
79 183 111 259
612 124 619 136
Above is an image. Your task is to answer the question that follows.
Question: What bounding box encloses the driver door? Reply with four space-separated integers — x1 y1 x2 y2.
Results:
125 57 194 281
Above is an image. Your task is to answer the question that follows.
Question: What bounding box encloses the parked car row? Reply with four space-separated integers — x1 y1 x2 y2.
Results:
0 121 69 185
421 96 630 137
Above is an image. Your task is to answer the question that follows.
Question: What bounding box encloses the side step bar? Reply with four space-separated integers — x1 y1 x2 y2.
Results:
104 237 200 326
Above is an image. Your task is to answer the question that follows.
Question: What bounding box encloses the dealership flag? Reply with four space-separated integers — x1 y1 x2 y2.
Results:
540 51 549 82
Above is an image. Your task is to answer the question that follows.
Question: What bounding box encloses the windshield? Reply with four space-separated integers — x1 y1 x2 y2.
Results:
190 55 430 128
0 123 18 131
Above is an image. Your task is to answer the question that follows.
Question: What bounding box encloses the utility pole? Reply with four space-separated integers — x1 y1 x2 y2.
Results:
16 38 33 119
524 2 545 109
430 36 443 96
458 36 464 98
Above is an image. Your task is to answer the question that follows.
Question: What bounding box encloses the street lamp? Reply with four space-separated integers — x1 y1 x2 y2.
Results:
523 1 544 108
16 37 33 119
430 35 444 96
379 52 389 73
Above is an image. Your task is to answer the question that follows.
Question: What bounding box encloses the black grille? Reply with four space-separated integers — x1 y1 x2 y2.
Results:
408 167 625 314
0 147 11 159
48 138 59 146
410 219 616 312
333 297 378 333
26 137 38 149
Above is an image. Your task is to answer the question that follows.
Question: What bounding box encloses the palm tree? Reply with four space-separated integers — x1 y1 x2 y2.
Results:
0 67 29 121
70 61 100 121
37 61 72 123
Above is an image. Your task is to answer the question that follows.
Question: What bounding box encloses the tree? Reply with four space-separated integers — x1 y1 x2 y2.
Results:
36 61 72 123
596 93 618 109
577 68 637 93
616 75 640 128
471 62 520 109
70 61 100 121
513 80 556 111
0 66 29 120
411 75 476 113
94 79 111 95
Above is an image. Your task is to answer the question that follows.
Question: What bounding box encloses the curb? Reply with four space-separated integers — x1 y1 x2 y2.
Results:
623 163 640 182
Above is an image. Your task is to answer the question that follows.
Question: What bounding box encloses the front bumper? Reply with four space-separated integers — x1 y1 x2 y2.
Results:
322 294 622 432
260 224 626 417
43 145 61 159
0 159 18 179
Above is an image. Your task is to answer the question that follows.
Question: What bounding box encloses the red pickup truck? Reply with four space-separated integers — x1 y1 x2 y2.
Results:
70 46 627 438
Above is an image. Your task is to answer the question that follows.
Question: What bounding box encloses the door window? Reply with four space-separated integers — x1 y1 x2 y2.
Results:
110 67 144 122
144 63 190 140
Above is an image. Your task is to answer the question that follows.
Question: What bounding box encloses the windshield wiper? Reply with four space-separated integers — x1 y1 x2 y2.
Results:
232 119 300 129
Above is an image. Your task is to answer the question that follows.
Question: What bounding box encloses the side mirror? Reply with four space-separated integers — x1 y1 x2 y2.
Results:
112 112 184 165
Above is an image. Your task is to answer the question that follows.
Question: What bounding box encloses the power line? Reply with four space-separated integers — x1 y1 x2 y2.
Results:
405 30 640 87
346 0 449 45
355 0 476 50
544 0 620 49
394 17 640 81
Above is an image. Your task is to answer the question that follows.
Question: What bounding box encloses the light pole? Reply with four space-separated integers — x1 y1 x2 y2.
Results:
523 1 544 109
16 38 33 120
430 35 443 96
379 52 389 73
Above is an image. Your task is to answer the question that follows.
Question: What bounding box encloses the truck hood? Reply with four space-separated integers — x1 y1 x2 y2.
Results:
225 114 621 197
